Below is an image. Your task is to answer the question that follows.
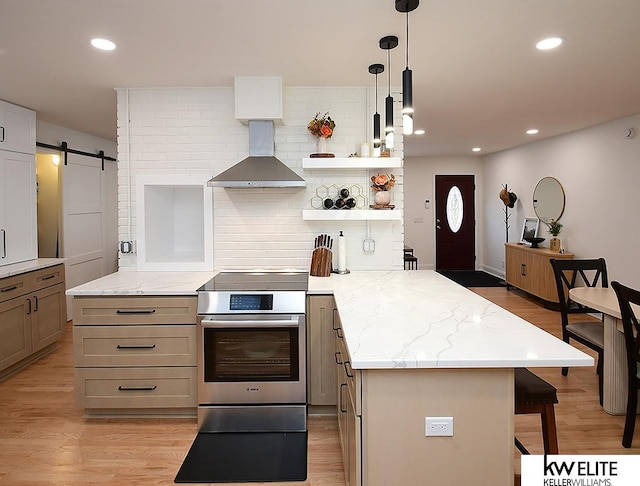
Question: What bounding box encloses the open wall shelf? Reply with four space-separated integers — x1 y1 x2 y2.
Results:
302 209 401 221
302 157 402 169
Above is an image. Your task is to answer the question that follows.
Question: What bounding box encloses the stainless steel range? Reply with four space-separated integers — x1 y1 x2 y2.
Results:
196 270 308 433
176 271 309 483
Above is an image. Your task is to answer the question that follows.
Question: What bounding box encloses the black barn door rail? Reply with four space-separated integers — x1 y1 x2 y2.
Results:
36 141 116 170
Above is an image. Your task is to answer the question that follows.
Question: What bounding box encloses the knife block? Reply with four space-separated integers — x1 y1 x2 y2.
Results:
310 248 332 277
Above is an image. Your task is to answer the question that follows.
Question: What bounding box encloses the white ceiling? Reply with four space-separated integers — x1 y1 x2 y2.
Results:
2 0 639 157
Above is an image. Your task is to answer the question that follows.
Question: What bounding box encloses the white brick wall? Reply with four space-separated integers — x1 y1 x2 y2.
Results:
116 86 404 271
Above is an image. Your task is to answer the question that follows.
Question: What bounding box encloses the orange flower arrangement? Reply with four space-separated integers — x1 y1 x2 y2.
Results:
307 112 336 139
371 173 396 191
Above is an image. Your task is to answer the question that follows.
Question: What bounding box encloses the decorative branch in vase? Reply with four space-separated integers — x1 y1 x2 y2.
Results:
308 112 336 158
370 173 395 208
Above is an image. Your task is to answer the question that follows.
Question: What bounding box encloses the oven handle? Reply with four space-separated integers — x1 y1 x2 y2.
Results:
200 318 300 328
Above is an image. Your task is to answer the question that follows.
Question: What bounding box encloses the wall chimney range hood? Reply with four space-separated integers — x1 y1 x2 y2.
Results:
207 120 306 188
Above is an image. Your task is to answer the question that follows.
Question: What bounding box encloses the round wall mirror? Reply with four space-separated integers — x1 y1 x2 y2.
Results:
533 177 565 223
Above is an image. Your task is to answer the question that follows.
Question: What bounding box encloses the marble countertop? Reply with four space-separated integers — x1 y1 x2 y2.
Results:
65 268 593 371
66 270 216 296
310 270 594 370
0 258 66 280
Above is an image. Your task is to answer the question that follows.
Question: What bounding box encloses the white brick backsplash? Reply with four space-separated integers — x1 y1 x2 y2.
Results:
116 86 403 271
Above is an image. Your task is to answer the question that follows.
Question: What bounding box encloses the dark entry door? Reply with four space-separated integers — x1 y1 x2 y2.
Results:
435 175 475 271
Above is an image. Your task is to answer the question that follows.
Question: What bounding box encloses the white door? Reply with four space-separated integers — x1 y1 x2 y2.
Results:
60 154 107 320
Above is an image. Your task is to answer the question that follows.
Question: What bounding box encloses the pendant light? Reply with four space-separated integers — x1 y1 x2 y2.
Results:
379 35 398 149
396 0 419 135
369 63 384 157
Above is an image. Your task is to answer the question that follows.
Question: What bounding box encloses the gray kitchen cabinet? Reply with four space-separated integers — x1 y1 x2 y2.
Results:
0 264 66 379
72 295 198 413
306 295 338 407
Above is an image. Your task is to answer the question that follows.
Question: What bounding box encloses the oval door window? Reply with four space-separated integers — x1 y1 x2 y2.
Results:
446 186 463 233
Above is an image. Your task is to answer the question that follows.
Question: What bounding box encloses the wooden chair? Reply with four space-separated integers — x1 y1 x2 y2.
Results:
514 368 559 454
550 258 608 405
611 281 640 448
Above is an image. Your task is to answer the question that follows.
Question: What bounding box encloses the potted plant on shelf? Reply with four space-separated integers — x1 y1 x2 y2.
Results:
307 112 335 157
546 219 563 252
370 173 396 208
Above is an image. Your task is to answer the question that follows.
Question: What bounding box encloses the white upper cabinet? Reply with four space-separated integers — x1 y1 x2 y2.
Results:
0 151 37 265
0 100 36 155
234 76 283 123
0 100 37 266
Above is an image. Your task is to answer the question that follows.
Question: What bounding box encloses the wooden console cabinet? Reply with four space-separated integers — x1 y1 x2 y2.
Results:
505 243 573 303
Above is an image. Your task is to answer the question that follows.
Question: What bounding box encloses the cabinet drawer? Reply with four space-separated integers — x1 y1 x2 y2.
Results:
0 273 30 303
73 325 196 367
30 264 65 291
75 366 197 409
73 296 197 325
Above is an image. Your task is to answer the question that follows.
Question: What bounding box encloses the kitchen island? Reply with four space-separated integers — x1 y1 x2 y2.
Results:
68 269 592 484
308 270 593 485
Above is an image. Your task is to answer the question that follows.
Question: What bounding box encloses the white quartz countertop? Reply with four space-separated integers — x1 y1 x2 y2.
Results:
66 269 593 371
0 258 66 280
66 270 216 296
310 270 594 370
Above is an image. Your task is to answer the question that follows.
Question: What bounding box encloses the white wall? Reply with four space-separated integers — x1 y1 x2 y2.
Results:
481 113 640 288
116 87 404 272
35 121 118 274
404 156 483 269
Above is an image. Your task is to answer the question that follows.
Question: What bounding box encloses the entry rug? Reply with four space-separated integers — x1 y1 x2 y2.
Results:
437 270 505 288
175 431 307 483
521 455 640 486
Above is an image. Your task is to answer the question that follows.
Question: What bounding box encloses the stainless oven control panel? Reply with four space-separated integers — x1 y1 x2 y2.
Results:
197 291 306 315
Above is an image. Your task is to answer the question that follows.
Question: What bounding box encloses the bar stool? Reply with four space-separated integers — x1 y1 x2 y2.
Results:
404 255 418 270
403 246 417 270
514 368 559 454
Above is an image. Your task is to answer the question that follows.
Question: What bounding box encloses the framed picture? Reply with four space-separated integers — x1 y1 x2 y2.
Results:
520 217 540 244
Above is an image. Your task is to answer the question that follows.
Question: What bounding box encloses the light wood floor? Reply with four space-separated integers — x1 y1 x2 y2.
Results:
0 286 638 485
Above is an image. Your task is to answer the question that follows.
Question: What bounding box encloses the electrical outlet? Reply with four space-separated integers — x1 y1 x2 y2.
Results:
425 417 454 437
362 239 375 253
119 241 136 254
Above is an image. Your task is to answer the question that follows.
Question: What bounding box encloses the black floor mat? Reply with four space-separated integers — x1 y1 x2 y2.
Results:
175 431 307 483
438 270 505 288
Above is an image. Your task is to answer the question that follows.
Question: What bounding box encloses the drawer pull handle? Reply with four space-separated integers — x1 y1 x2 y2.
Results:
1 285 18 293
117 385 157 391
335 351 343 365
116 309 156 315
116 344 156 350
339 383 347 413
344 360 354 378
41 274 56 280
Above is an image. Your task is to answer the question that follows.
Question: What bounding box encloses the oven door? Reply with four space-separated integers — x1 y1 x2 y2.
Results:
197 314 306 405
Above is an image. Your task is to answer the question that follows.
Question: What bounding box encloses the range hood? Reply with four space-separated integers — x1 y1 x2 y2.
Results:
207 120 306 188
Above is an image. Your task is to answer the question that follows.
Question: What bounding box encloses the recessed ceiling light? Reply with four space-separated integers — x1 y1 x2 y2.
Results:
91 38 116 51
413 129 425 135
526 129 539 135
472 147 482 152
536 37 564 50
